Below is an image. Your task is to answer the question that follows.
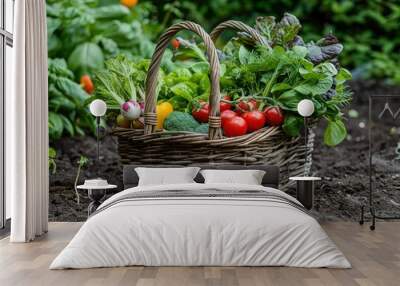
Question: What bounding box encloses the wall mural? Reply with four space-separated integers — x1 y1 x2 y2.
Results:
47 0 400 223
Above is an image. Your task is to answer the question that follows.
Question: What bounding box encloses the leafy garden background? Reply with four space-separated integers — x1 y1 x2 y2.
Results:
47 0 400 221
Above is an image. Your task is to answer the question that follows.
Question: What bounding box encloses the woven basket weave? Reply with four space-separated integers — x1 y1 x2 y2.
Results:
112 21 314 190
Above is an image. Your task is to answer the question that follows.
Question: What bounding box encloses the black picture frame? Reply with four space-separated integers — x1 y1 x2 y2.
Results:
360 95 400 230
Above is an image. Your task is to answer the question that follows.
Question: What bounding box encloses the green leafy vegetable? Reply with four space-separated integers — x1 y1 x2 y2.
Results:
282 115 303 137
68 42 104 78
92 5 130 20
217 13 352 146
90 55 147 107
163 111 200 132
48 147 57 174
48 58 95 140
324 119 347 146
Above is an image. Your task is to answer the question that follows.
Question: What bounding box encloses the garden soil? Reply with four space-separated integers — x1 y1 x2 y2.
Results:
49 80 400 222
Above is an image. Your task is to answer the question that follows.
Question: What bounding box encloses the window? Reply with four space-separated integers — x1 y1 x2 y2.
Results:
1 0 14 230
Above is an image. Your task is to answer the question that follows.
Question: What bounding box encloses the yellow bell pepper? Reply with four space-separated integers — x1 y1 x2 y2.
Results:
156 102 173 130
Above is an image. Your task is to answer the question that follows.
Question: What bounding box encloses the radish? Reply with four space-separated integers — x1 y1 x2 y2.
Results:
139 101 145 116
121 100 141 120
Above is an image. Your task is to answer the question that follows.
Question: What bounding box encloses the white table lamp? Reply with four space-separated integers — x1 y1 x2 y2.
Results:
297 99 315 117
89 99 107 161
90 99 107 117
297 99 315 175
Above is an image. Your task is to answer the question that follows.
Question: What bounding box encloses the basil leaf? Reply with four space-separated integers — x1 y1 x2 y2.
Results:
191 62 209 74
48 58 74 79
49 96 76 112
54 77 87 106
68 42 104 77
295 76 333 95
324 119 347 146
48 35 62 57
220 64 226 77
292 46 308 58
271 82 291 93
336 68 352 84
48 112 64 140
315 62 337 76
92 5 130 20
239 46 250 65
47 17 61 38
282 114 303 137
59 114 75 137
170 83 195 102
278 90 303 111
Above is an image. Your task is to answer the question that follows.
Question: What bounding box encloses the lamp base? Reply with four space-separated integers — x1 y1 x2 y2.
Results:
296 180 314 210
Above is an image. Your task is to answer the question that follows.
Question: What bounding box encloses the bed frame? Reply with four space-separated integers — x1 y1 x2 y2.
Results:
123 164 280 190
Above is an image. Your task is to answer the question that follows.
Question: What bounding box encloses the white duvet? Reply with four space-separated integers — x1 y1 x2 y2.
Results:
50 183 350 269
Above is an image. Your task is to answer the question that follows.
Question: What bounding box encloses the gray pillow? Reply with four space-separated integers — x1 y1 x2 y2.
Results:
200 169 266 185
135 167 200 186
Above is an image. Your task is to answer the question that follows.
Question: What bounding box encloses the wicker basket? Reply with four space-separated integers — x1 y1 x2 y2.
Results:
112 21 314 190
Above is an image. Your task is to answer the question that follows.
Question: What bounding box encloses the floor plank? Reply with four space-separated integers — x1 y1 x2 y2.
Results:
0 222 399 286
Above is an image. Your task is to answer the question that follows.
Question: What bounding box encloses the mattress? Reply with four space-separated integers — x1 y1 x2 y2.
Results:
50 183 350 269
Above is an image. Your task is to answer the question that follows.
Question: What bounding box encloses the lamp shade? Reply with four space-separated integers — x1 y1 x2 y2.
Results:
297 99 315 117
89 99 107 117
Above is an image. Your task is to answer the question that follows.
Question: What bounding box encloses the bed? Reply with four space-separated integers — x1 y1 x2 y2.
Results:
50 164 350 269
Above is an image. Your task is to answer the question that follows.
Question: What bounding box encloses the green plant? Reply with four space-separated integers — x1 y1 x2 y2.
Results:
91 39 212 116
87 55 148 109
48 58 96 140
153 0 400 84
95 12 351 145
163 111 200 132
231 16 351 145
48 147 57 174
73 156 89 205
158 38 212 112
171 13 352 145
47 0 159 78
46 0 166 141
221 44 351 145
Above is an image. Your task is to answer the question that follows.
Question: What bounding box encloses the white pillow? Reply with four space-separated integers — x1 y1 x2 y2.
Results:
200 169 266 185
135 167 200 186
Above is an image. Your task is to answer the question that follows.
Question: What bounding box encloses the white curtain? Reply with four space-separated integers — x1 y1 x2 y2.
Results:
7 0 48 242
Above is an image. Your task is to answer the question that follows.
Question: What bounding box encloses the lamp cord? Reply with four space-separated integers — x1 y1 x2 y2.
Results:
304 116 308 176
96 117 100 162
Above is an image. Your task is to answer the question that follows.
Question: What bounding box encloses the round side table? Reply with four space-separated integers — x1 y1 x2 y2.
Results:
289 177 321 210
77 184 117 216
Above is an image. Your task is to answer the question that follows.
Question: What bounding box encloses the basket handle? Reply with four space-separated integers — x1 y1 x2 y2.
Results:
144 21 222 140
210 20 269 47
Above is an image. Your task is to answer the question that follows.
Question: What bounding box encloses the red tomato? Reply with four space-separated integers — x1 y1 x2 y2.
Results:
220 95 232 112
263 106 284 126
171 38 180 49
192 102 209 123
223 116 248 137
80 75 94 94
221 110 236 127
241 111 266 132
236 98 258 114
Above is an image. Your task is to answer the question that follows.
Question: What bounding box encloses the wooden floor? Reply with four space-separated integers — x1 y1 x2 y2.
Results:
0 222 399 286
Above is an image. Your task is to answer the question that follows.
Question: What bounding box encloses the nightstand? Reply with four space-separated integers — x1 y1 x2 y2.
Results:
77 183 117 216
289 177 321 210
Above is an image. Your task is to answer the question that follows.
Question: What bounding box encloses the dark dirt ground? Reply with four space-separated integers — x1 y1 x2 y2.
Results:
49 80 400 222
